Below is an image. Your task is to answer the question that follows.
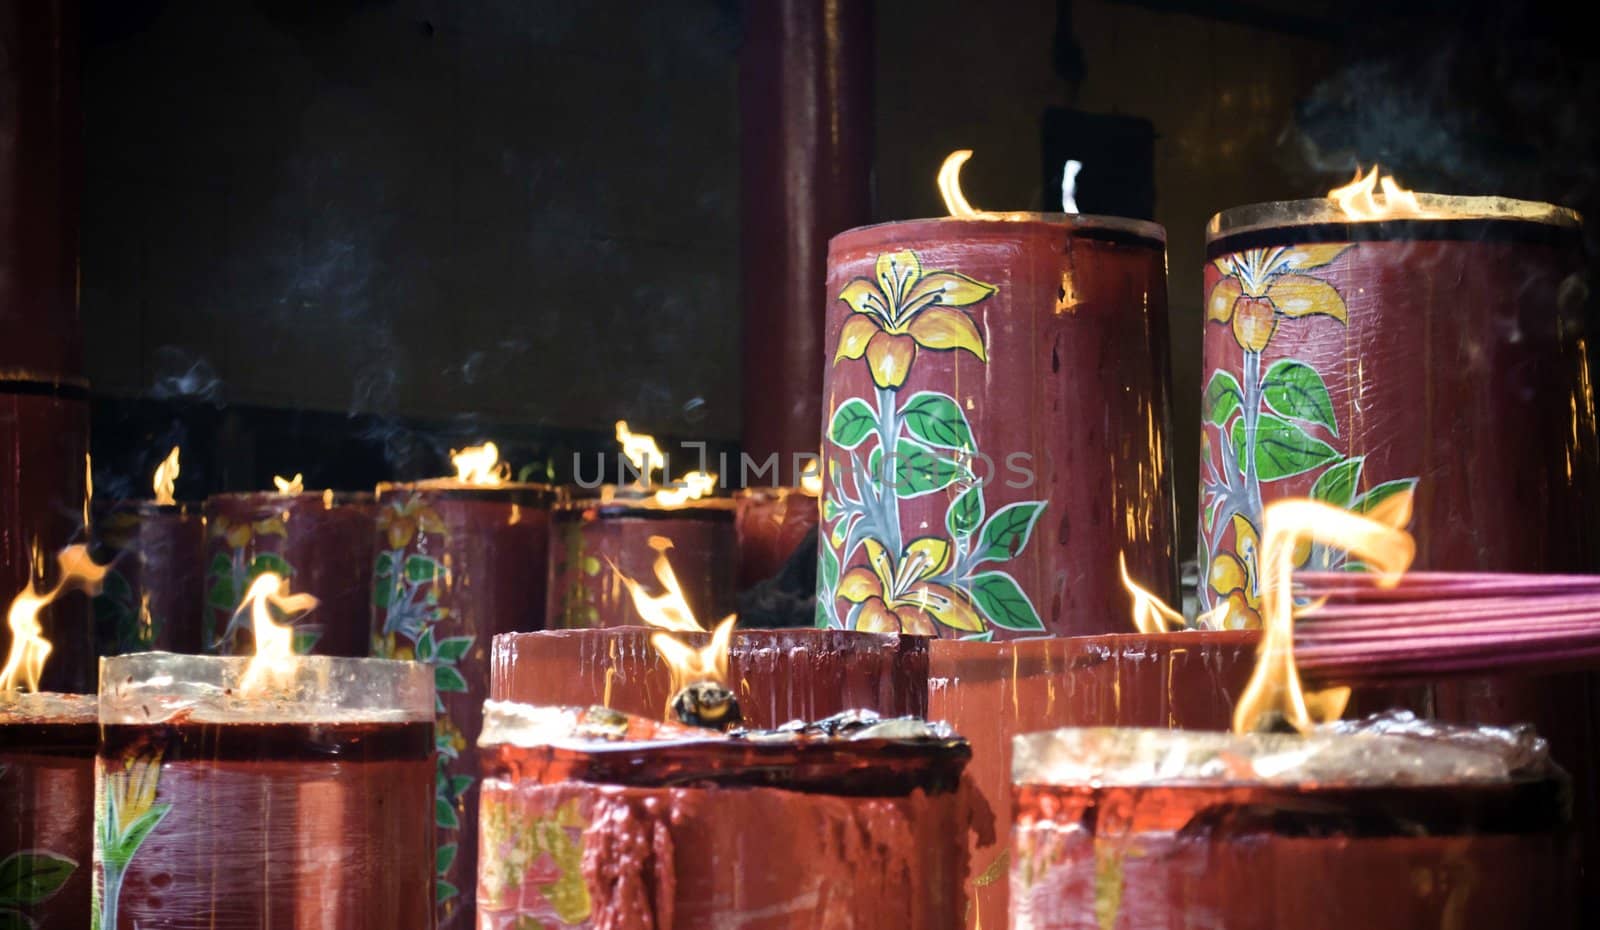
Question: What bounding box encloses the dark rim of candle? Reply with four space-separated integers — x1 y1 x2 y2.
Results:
0 719 99 755
482 736 971 797
377 481 560 507
0 374 91 400
554 483 737 520
832 214 1166 250
99 719 436 763
93 499 198 519
1017 776 1570 837
1208 217 1584 259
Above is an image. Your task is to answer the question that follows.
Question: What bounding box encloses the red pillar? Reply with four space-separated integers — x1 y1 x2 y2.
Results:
739 0 873 478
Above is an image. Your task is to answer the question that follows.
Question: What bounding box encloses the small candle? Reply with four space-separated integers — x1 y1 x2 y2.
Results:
1011 719 1575 929
92 651 434 929
203 486 377 656
546 486 737 629
91 501 204 655
819 152 1176 639
476 703 977 929
733 485 820 590
0 691 97 927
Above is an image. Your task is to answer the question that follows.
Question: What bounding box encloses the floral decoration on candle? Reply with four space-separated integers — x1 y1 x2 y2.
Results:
821 247 1048 636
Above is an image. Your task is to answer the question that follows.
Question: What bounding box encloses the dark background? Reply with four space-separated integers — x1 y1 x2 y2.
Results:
79 0 1600 561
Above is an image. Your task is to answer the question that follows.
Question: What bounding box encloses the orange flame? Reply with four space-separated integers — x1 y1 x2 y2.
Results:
236 572 319 696
152 446 180 506
653 471 717 507
273 473 304 495
1328 166 1421 221
1 546 109 692
799 455 823 495
938 150 980 218
451 442 508 487
615 421 664 485
614 535 736 717
616 536 702 632
1232 492 1416 735
1119 552 1185 634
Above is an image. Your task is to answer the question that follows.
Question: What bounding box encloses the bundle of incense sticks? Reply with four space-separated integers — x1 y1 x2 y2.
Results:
1292 571 1600 683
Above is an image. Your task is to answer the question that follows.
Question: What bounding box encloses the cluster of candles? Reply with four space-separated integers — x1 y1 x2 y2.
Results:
3 153 1595 930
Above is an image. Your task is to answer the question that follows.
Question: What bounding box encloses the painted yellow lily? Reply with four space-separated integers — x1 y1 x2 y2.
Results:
835 250 995 390
839 536 981 634
1207 245 1350 354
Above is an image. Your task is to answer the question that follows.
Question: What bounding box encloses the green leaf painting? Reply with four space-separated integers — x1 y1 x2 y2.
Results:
0 850 76 908
1355 478 1419 515
1261 359 1338 435
828 399 876 449
1310 456 1364 509
1231 414 1341 482
946 485 984 538
973 501 1047 565
888 439 963 498
968 572 1044 632
900 391 974 449
1204 370 1243 426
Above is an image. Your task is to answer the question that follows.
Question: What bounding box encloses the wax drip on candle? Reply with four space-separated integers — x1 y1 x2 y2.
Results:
1 545 109 692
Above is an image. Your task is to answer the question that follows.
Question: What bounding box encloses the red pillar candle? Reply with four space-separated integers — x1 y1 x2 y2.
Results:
1196 195 1592 618
0 692 96 928
820 216 1177 639
477 703 978 930
546 488 737 629
733 486 820 589
1011 723 1576 929
0 386 91 692
492 627 929 725
369 481 556 930
930 631 1259 929
90 502 204 654
202 491 376 657
92 653 435 930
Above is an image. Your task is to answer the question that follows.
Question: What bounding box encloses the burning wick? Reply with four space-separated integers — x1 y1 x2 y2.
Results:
1061 159 1082 215
452 442 508 487
614 536 742 729
1232 492 1415 735
1328 166 1421 221
273 473 304 496
152 446 180 506
1 545 109 693
615 421 664 486
654 470 716 507
236 572 319 696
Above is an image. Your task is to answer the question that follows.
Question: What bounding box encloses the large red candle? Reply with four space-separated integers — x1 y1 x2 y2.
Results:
733 486 820 589
203 490 376 657
820 215 1176 639
1011 723 1576 929
369 480 556 930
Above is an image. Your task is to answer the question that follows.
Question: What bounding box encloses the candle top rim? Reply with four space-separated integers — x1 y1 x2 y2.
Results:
0 691 97 723
1013 714 1550 788
206 489 375 506
99 652 435 724
1209 194 1582 241
377 479 561 502
555 482 738 513
834 213 1166 246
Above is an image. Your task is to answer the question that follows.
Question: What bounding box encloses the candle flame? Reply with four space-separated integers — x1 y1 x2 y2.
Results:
1061 159 1082 215
273 473 304 496
152 446 180 506
616 536 702 632
799 455 823 495
1328 166 1421 221
1 545 109 692
452 442 508 487
237 572 319 696
1232 492 1416 735
614 535 735 718
615 421 664 485
1119 552 1185 634
653 471 717 507
938 150 980 218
